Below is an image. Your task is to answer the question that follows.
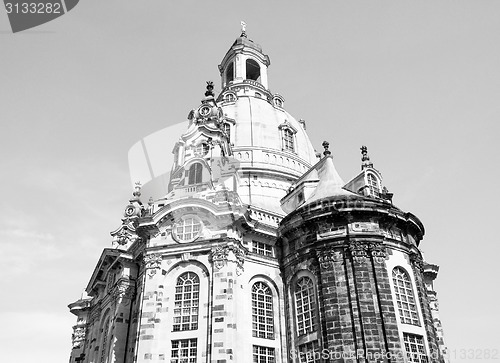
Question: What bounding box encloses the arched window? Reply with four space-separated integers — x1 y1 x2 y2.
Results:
295 277 316 336
392 267 420 326
246 59 261 81
187 163 203 185
367 173 380 197
173 272 200 331
226 62 234 84
282 128 294 152
252 282 274 339
225 93 235 102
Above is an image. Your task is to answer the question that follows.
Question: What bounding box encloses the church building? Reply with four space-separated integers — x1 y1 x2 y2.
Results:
68 28 448 363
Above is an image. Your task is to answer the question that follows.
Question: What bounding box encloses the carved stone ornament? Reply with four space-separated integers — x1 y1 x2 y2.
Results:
347 241 369 264
111 282 135 304
368 242 387 264
143 253 162 276
409 252 425 273
232 244 247 276
71 326 86 349
210 246 229 270
316 248 343 269
111 221 140 247
210 244 247 274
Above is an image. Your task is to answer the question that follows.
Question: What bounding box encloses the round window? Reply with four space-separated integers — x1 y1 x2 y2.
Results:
199 106 211 117
172 216 202 243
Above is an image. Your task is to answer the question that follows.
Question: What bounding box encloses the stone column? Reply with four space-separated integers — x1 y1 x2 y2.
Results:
109 280 135 362
209 243 246 362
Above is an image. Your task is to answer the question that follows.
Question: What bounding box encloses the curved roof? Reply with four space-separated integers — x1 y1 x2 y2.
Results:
222 96 318 167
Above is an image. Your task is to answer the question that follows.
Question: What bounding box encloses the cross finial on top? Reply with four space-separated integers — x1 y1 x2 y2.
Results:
360 145 373 170
240 21 247 37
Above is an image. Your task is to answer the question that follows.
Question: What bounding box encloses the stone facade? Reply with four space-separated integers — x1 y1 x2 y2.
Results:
68 30 448 363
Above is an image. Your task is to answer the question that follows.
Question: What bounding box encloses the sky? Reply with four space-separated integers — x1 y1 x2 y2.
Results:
1 1 499 362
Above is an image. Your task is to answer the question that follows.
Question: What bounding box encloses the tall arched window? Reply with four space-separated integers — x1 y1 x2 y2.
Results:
173 272 200 331
367 173 380 197
252 282 274 339
392 267 420 326
246 59 261 81
187 163 203 185
295 277 316 336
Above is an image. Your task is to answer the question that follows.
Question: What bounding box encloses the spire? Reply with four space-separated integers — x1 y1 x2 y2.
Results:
361 145 373 170
303 156 354 207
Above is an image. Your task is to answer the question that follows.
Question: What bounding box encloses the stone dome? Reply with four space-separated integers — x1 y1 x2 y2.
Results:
221 95 318 172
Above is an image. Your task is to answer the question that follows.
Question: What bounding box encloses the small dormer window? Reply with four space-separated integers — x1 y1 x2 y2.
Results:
225 93 235 102
367 173 381 197
274 98 283 108
255 92 262 98
282 128 295 152
246 59 261 82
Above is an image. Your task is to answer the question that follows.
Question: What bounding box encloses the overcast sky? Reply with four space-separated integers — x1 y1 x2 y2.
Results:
1 1 499 362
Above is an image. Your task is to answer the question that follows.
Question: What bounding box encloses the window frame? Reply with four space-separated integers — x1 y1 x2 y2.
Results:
252 241 274 257
252 345 275 363
171 338 198 363
172 272 200 332
367 173 381 197
251 281 275 340
294 276 317 337
403 333 428 363
187 163 203 185
172 216 203 243
392 267 421 326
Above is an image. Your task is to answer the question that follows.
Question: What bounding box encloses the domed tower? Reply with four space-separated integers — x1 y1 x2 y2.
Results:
215 27 318 215
278 145 448 362
68 28 447 363
68 28 321 363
